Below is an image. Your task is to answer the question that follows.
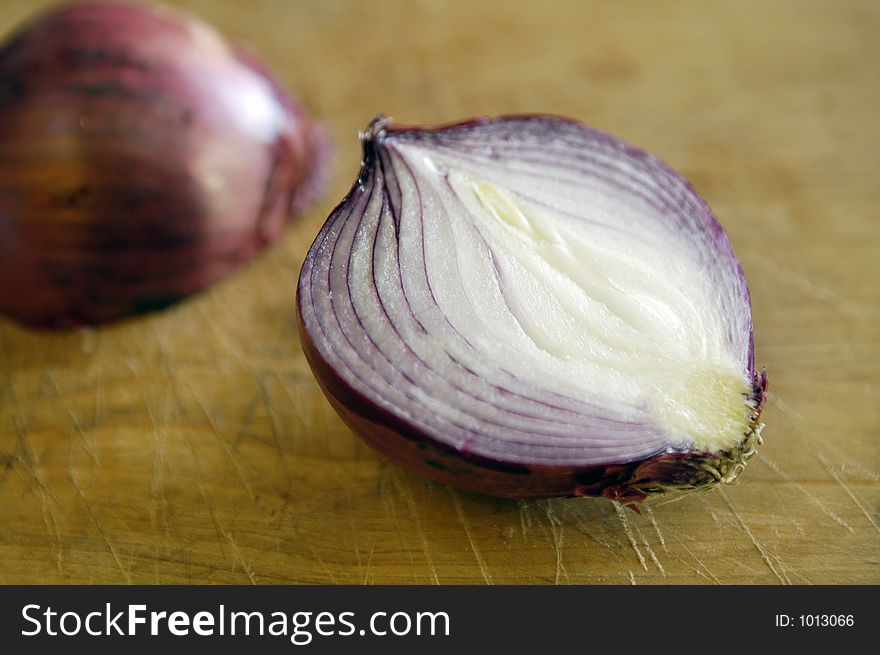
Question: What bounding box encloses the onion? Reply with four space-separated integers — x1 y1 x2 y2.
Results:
0 1 327 327
297 115 767 508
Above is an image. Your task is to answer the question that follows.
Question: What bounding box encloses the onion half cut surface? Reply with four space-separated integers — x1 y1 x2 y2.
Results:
298 115 766 507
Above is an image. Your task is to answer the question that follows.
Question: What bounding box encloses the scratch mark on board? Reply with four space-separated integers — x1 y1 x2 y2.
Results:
194 302 254 371
644 507 669 554
42 368 100 469
818 454 880 536
221 528 257 584
675 536 721 584
133 359 178 571
613 502 647 571
42 488 64 576
231 385 267 452
379 467 417 581
699 497 722 527
595 501 628 552
181 430 225 549
341 482 365 584
362 544 375 585
631 519 666 577
394 477 440 584
69 472 132 584
448 488 493 584
184 379 256 500
91 367 102 461
301 536 340 584
719 489 788 584
750 257 878 321
757 452 854 533
10 420 65 577
561 503 626 563
258 376 286 462
543 501 569 584
771 396 879 481
771 551 812 585
516 499 533 540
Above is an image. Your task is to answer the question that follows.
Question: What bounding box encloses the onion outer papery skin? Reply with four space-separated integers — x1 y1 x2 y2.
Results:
297 115 767 507
0 1 328 328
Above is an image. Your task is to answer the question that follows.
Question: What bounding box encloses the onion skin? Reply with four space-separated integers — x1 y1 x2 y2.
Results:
0 1 327 327
298 115 766 508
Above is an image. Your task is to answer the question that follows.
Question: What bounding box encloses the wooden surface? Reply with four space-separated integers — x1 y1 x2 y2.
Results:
1 0 878 585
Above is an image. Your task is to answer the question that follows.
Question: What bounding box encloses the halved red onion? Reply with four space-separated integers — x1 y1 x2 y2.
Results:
298 115 767 507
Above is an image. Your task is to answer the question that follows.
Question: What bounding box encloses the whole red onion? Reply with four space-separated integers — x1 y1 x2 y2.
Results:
0 1 327 327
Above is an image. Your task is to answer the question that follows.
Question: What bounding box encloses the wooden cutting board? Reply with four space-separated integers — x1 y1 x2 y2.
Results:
1 0 877 584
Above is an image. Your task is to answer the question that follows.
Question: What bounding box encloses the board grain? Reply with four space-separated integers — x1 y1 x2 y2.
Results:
0 0 877 584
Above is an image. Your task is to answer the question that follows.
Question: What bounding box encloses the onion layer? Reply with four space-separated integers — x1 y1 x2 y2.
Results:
298 115 766 507
0 1 327 327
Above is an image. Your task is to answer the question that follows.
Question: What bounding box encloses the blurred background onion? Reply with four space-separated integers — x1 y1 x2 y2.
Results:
0 1 328 328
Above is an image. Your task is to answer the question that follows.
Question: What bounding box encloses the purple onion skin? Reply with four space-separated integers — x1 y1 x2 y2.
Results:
0 1 328 328
298 115 767 509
